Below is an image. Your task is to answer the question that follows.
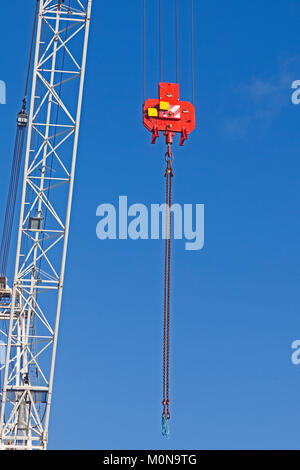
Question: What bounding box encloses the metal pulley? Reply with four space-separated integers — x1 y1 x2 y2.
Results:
17 108 28 128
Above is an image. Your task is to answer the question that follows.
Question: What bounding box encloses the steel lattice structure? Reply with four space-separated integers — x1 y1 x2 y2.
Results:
0 0 92 450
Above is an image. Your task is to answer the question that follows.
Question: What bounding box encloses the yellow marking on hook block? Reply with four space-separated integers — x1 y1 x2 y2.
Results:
148 107 158 117
159 101 170 111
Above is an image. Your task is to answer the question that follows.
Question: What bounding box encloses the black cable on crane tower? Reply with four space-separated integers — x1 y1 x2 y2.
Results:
0 0 39 278
24 0 40 109
0 128 26 277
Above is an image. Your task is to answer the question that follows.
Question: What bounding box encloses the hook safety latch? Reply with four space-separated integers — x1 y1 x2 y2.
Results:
152 125 159 144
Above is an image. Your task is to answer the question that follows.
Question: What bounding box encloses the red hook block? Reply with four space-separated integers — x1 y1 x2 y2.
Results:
143 82 195 146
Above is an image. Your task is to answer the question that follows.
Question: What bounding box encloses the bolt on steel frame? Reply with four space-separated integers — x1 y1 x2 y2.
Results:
0 0 92 450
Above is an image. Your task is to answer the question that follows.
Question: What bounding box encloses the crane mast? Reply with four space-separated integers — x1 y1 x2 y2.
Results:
0 0 92 450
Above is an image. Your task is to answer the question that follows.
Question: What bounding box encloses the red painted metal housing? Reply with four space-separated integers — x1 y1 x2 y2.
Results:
143 82 195 145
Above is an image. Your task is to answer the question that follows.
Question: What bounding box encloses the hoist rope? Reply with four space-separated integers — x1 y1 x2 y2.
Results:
24 0 40 108
144 1 193 94
159 0 162 82
0 0 39 278
0 128 26 277
162 148 174 431
175 0 178 83
191 0 194 103
143 0 146 101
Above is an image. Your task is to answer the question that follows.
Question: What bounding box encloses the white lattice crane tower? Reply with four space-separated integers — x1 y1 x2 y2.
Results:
0 0 92 450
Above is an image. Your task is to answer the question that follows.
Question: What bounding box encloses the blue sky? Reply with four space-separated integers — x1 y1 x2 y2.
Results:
1 0 300 450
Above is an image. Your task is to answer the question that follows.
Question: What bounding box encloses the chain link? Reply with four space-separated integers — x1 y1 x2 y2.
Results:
162 149 174 420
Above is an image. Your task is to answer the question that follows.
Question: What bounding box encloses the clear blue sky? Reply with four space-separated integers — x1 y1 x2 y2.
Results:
1 0 300 450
